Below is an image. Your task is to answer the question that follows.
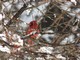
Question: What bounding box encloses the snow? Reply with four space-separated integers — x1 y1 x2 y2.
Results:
72 26 78 32
15 2 24 9
0 14 3 21
20 2 49 23
2 2 12 12
0 33 7 42
0 32 23 53
9 59 13 60
60 1 72 11
55 54 66 60
77 33 80 37
0 46 10 53
11 34 23 46
44 30 54 33
46 55 53 59
60 34 75 45
41 30 55 43
37 47 54 54
71 0 77 5
74 8 80 13
36 57 45 60
60 0 80 20
42 34 55 43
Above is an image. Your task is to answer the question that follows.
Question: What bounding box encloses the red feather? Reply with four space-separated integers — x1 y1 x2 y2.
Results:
29 20 38 29
26 20 40 38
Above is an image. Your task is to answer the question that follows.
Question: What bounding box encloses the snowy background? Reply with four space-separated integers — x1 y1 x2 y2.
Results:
0 0 80 60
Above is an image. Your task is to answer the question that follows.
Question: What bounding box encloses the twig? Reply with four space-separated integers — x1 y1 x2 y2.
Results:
6 4 27 27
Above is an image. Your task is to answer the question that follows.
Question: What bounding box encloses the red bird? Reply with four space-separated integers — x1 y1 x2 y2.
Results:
26 20 40 39
26 20 40 46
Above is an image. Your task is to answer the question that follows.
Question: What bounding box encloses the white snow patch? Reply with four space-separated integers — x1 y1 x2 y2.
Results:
60 1 72 11
74 8 80 13
0 46 10 53
2 2 12 12
42 33 55 43
71 0 77 5
56 54 66 60
16 2 24 9
42 30 54 43
12 34 23 46
0 31 23 53
36 57 45 60
20 2 49 23
60 34 75 45
46 55 53 59
0 14 3 21
44 30 54 33
4 20 9 25
37 47 54 54
0 33 7 42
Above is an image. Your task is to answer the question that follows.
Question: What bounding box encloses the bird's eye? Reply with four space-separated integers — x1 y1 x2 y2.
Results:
30 22 33 26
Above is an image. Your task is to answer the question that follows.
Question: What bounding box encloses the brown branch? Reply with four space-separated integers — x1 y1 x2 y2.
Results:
6 4 27 27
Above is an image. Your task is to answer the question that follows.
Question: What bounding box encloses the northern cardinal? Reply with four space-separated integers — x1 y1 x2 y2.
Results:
26 20 40 39
26 20 40 45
